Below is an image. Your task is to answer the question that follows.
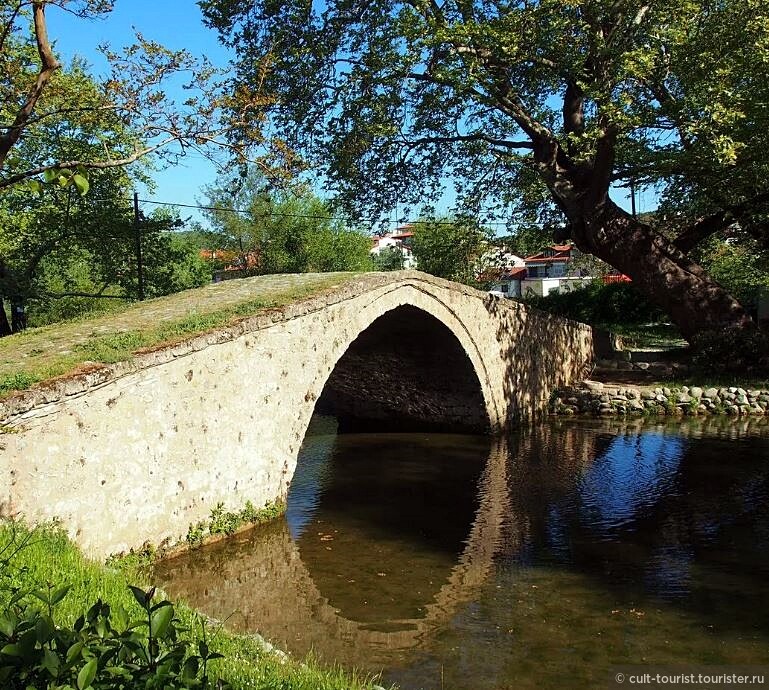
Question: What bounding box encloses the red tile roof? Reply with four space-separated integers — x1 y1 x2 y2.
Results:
478 266 527 282
524 256 570 264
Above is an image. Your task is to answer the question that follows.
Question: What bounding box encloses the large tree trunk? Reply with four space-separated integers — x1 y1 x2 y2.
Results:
0 298 12 337
566 199 753 342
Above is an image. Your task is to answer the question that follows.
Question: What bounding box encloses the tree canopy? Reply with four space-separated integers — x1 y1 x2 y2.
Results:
202 171 373 275
411 219 490 285
0 0 281 192
201 0 769 343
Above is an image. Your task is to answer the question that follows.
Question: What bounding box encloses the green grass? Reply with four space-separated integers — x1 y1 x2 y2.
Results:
0 273 360 400
0 522 389 690
598 322 687 350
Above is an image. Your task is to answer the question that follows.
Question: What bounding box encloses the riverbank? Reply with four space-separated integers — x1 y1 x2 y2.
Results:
0 522 388 690
551 381 769 417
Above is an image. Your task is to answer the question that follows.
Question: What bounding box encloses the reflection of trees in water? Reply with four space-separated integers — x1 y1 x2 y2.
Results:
502 419 769 633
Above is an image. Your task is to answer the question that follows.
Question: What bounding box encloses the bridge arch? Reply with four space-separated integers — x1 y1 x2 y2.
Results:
281 281 506 496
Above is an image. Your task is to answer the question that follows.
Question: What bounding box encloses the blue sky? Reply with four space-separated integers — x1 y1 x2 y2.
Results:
47 1 231 225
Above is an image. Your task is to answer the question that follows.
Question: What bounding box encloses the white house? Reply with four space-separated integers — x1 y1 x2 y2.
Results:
486 244 595 298
370 224 417 269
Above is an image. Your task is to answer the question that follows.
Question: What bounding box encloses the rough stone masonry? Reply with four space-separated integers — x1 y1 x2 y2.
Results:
0 271 592 556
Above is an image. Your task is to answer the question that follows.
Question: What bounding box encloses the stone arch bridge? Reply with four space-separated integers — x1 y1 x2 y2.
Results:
0 271 592 555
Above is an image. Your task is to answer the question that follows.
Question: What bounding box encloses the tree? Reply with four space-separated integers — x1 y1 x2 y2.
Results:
371 245 405 271
411 219 489 285
0 182 210 332
0 50 211 334
200 0 769 343
202 171 372 275
0 0 279 334
0 0 276 192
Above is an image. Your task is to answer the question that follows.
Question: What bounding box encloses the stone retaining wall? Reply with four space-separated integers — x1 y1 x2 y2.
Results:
552 381 769 417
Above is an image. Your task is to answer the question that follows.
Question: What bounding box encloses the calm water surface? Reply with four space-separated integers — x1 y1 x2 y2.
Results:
155 417 769 690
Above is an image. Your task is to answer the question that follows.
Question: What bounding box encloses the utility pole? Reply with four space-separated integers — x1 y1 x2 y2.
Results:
133 191 145 301
629 179 637 219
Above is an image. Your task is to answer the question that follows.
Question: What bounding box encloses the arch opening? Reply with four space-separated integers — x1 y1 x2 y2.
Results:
315 305 490 433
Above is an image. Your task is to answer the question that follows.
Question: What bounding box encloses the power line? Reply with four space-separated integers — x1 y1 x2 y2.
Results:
92 195 519 227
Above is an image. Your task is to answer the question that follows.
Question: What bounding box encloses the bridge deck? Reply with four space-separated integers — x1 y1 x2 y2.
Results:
0 272 358 398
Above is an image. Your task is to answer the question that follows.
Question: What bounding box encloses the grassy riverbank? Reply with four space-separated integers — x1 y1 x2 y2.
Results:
0 522 387 690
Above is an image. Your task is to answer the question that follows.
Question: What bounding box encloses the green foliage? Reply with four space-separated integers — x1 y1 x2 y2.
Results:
691 328 769 375
200 0 769 227
496 225 552 261
187 500 286 549
411 219 490 285
0 373 40 397
371 246 404 272
698 236 769 310
304 227 374 273
524 281 666 326
0 534 227 689
202 171 372 276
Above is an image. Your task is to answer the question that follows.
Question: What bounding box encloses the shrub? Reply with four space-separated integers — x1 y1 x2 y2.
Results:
523 281 666 325
0 576 227 689
690 327 769 375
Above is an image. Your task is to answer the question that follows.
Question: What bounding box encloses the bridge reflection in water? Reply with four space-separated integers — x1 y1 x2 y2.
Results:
154 421 513 667
154 417 769 687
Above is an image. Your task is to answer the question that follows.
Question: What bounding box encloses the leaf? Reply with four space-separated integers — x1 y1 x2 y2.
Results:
51 585 72 606
182 655 199 680
35 614 54 644
150 604 174 639
43 169 58 183
77 658 97 690
1 643 23 657
42 647 60 677
72 174 89 196
32 589 50 606
0 616 15 638
66 641 84 663
128 585 147 609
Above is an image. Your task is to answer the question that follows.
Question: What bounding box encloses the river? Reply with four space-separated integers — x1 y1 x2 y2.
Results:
154 416 769 690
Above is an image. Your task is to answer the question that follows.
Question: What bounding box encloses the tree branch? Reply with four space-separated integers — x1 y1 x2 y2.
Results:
0 2 24 55
0 1 61 170
673 211 733 253
563 80 585 136
674 189 769 253
402 133 534 150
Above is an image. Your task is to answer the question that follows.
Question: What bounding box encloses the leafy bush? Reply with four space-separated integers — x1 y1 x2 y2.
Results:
691 327 769 375
186 500 286 548
0 574 227 689
523 281 666 325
